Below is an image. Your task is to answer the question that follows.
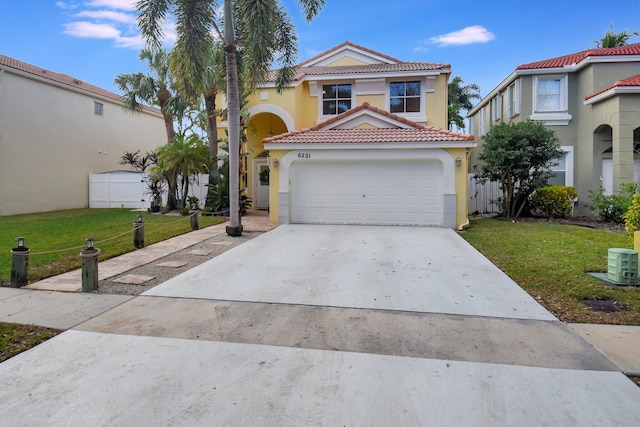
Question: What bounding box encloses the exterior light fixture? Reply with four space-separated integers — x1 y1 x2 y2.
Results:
273 158 280 167
85 238 95 249
455 157 462 167
16 237 26 247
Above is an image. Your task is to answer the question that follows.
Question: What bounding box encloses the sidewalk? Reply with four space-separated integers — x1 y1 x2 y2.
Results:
24 210 276 293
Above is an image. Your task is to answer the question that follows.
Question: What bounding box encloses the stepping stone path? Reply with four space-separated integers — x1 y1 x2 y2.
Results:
113 274 155 285
156 261 188 268
187 250 212 256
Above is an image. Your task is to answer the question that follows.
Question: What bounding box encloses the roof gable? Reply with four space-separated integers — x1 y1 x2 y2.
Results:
263 103 474 145
585 73 640 103
299 41 402 66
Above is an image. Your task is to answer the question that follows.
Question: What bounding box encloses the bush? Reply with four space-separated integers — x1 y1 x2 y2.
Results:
589 183 637 223
624 194 640 235
531 185 578 218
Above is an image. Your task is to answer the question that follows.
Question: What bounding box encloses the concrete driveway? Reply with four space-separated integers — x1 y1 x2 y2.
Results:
1 224 640 426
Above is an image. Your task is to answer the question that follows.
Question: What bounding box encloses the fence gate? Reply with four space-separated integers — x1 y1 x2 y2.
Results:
468 174 501 215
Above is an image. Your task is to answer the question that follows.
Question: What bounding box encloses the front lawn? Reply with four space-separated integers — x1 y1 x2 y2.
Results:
0 322 59 362
461 218 640 325
0 209 225 285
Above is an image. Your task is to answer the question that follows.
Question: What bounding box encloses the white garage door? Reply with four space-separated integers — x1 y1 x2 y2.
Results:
291 160 443 226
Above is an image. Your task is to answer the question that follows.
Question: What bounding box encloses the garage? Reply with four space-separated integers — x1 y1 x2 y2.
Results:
290 159 443 225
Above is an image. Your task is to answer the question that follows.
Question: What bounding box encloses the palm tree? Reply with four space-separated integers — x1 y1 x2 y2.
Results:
115 48 178 143
137 0 325 236
155 135 210 210
595 25 638 48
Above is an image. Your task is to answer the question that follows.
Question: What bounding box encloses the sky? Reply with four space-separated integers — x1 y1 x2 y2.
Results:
2 0 640 101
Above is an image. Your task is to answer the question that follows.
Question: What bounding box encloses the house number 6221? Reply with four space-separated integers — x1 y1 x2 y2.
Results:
297 152 311 159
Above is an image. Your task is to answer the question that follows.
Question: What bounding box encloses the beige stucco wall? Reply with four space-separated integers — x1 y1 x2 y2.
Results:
0 70 166 216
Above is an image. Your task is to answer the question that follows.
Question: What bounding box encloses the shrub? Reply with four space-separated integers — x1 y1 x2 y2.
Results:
589 183 637 223
624 193 640 235
531 185 578 218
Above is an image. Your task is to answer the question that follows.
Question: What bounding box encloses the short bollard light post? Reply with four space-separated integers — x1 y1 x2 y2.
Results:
134 214 145 249
190 211 199 231
80 238 100 292
10 237 29 287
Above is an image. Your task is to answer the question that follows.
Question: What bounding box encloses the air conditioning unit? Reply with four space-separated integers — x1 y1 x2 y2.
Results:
607 248 638 285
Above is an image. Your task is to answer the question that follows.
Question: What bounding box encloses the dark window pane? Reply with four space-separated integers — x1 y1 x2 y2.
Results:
405 97 420 112
337 101 351 113
337 84 351 98
323 101 336 115
390 82 404 97
390 98 403 113
547 172 566 186
406 81 421 96
323 85 336 99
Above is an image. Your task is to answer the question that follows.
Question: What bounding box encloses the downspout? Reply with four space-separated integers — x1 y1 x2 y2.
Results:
458 147 473 231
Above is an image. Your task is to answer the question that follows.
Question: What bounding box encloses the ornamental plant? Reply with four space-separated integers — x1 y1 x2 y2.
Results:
531 185 578 218
624 193 640 235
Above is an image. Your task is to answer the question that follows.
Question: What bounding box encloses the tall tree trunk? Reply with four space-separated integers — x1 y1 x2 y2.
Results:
224 0 242 236
204 88 218 163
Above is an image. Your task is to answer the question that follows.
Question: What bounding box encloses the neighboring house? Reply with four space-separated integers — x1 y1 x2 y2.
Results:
221 41 475 229
467 43 640 217
0 54 166 216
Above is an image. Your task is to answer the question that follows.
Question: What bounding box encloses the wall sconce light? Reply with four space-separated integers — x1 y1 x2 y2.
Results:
273 158 280 167
455 157 462 167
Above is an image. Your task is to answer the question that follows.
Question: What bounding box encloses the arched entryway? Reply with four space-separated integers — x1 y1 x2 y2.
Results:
596 124 640 195
245 112 288 209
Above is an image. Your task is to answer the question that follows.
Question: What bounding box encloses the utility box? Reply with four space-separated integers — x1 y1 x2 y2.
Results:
607 248 638 284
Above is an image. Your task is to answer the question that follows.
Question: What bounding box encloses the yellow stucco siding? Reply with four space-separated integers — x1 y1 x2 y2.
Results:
357 94 385 109
426 74 449 129
326 57 369 66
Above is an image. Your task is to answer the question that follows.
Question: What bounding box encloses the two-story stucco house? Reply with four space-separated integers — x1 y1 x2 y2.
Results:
467 43 640 217
222 41 475 229
0 54 166 216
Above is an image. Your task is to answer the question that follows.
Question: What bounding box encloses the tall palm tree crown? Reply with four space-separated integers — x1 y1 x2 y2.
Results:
136 0 325 235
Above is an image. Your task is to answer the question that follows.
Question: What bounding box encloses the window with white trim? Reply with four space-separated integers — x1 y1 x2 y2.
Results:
534 76 567 112
94 102 104 116
491 95 502 122
548 146 574 187
389 81 421 113
507 80 520 117
322 84 352 115
479 107 486 136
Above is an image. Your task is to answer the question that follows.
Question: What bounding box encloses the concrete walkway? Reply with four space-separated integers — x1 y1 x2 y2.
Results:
1 218 640 425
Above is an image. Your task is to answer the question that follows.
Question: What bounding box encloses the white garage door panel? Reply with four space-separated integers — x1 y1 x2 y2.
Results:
291 160 443 226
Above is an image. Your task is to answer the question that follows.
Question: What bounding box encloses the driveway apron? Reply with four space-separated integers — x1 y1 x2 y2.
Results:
1 224 639 426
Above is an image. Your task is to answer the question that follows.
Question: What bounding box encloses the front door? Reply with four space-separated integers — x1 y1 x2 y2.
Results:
253 159 270 209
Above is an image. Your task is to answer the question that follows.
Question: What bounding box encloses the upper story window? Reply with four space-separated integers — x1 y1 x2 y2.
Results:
531 75 571 125
507 80 520 117
390 81 421 113
491 95 502 122
322 84 352 115
534 76 567 112
479 107 486 136
94 102 104 116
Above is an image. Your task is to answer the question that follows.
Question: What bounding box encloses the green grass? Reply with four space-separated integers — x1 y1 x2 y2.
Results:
0 322 59 362
0 209 225 285
461 218 640 325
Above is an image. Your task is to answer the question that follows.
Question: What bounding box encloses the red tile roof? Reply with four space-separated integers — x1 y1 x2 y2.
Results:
298 41 402 66
517 43 640 70
0 54 160 114
585 73 640 100
263 103 474 144
266 41 450 82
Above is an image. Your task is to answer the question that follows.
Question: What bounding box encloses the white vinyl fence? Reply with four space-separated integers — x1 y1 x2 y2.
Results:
90 171 209 209
468 174 501 215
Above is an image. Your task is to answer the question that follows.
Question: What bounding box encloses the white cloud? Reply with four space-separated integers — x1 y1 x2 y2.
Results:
429 25 495 46
56 1 79 10
63 21 121 38
115 35 146 49
74 10 137 24
85 0 137 11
